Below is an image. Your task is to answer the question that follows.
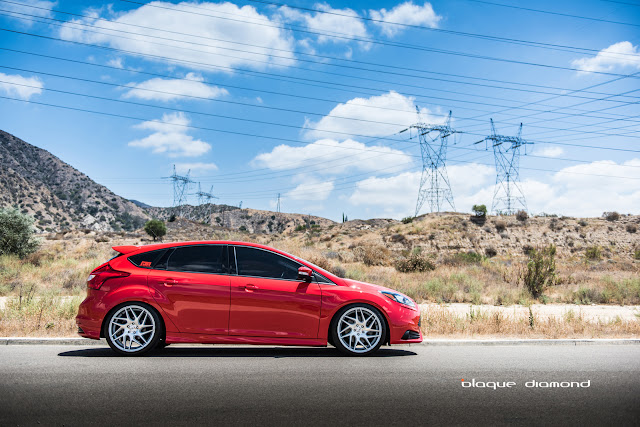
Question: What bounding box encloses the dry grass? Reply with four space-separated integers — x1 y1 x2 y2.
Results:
421 305 640 338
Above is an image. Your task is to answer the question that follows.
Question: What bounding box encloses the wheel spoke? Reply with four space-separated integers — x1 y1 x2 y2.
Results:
337 307 382 354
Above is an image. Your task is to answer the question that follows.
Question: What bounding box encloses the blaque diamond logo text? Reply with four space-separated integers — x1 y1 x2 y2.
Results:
460 379 591 389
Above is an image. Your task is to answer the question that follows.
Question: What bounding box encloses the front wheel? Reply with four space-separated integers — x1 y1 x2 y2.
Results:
105 303 161 356
331 304 386 356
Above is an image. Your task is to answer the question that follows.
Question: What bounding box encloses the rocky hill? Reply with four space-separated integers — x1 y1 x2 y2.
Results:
0 130 149 232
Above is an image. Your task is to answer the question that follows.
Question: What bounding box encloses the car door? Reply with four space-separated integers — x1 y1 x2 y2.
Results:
229 245 322 339
147 244 230 335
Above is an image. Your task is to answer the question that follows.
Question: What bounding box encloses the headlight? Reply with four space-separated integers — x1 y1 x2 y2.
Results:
380 290 416 309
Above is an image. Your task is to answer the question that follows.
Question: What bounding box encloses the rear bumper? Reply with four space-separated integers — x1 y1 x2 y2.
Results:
388 306 423 344
75 290 105 340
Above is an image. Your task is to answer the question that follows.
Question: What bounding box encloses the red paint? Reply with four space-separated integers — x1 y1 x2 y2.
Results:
76 241 422 347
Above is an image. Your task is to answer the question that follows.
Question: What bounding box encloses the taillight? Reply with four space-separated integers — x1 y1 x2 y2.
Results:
87 263 130 290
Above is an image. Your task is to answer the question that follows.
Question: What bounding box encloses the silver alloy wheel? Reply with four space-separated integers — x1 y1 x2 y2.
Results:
337 306 382 354
108 305 156 353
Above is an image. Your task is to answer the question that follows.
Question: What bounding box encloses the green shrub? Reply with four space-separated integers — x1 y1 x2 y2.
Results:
472 204 487 218
143 219 167 241
484 247 497 258
0 208 40 258
523 245 556 299
603 211 620 221
401 216 414 224
635 249 640 260
585 246 602 261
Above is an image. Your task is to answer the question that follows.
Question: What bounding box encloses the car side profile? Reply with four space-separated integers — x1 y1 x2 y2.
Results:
76 241 422 356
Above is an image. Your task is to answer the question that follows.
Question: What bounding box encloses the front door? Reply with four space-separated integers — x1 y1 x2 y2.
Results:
147 244 230 335
229 246 322 339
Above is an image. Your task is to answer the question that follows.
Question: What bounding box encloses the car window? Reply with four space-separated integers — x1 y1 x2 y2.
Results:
166 245 227 274
128 249 167 269
234 246 301 280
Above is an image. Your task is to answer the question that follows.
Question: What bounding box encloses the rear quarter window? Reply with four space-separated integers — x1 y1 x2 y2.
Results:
128 249 168 269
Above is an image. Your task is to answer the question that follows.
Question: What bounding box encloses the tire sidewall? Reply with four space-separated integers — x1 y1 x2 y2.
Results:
330 303 386 356
104 302 162 356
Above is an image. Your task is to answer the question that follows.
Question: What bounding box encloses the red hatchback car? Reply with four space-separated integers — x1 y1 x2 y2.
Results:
76 241 422 356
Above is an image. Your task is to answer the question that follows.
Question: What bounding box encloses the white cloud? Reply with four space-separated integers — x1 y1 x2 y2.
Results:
287 178 335 201
571 41 640 73
128 112 211 157
278 3 368 45
252 138 414 175
107 57 124 69
174 162 218 174
59 2 296 72
370 2 441 37
535 146 564 158
347 159 640 218
3 0 57 26
0 73 44 100
123 73 228 101
304 91 445 139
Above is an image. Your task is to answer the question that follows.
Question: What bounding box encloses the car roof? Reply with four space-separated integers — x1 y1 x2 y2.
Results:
114 241 290 257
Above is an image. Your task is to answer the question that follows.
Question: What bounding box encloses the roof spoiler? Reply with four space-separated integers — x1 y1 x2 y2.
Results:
112 245 140 255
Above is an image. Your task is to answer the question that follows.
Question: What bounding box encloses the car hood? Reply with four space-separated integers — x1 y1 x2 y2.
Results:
341 278 393 294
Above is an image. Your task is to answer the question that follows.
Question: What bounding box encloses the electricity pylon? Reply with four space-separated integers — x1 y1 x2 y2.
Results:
482 119 532 215
195 183 218 223
163 165 195 218
276 193 281 214
411 109 457 216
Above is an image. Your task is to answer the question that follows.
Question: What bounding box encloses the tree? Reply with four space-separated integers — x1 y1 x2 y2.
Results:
0 208 40 258
472 204 487 218
144 219 167 241
523 245 557 299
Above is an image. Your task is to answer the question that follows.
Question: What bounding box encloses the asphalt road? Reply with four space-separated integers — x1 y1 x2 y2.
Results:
1 344 639 426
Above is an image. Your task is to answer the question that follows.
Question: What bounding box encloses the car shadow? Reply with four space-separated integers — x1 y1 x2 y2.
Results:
58 346 417 358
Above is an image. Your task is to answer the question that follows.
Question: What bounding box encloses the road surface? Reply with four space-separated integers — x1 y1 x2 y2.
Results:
1 344 638 425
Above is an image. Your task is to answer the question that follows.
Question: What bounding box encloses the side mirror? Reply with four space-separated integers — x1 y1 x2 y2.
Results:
297 266 313 282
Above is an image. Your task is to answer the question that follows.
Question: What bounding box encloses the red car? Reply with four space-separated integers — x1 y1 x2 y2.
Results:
76 241 422 356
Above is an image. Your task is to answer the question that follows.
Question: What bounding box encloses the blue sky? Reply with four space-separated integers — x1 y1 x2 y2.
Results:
1 0 639 220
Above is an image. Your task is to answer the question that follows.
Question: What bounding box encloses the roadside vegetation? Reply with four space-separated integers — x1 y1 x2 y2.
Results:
0 211 638 337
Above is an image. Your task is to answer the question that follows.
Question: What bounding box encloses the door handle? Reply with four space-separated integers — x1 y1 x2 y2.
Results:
161 278 178 287
243 284 259 291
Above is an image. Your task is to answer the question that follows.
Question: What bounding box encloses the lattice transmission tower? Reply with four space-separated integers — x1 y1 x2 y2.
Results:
195 183 218 223
483 119 533 215
411 109 457 217
163 165 195 218
276 193 281 214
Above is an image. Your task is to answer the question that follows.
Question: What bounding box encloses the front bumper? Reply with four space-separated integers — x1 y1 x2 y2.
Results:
388 306 423 344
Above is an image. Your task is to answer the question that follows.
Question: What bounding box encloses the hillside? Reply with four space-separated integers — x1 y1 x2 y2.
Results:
0 130 148 232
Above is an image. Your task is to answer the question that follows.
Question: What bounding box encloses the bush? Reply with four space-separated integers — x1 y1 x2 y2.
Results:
394 253 436 273
353 245 390 266
494 220 507 232
585 246 602 261
144 219 167 241
445 251 485 265
515 210 528 222
0 208 40 258
603 211 620 222
635 249 640 260
401 216 413 224
168 214 176 222
523 245 556 299
484 247 497 258
578 220 588 227
626 224 637 234
472 204 487 218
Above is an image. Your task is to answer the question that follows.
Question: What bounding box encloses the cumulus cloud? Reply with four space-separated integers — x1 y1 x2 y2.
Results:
370 2 441 37
535 146 564 158
278 3 368 45
174 162 218 174
123 73 228 101
128 112 211 157
252 138 414 175
347 159 640 218
107 57 124 69
59 2 296 72
3 0 57 26
0 73 44 100
286 178 335 201
571 41 640 73
304 91 445 139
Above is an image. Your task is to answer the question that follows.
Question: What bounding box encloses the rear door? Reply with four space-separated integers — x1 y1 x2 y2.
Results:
147 244 230 335
229 246 322 339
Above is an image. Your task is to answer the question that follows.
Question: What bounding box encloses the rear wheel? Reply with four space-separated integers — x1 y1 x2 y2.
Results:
331 304 386 356
105 303 161 356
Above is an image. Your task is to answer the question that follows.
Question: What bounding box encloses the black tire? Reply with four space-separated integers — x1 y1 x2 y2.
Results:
330 303 386 356
104 302 162 356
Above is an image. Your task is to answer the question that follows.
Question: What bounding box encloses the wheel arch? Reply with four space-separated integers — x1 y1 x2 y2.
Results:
328 301 391 346
100 300 166 343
